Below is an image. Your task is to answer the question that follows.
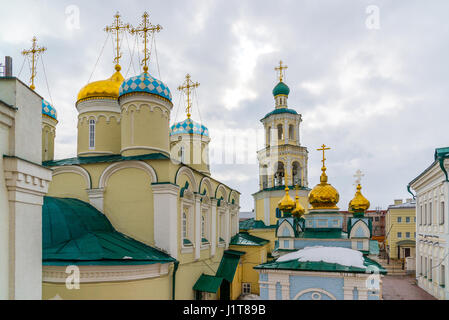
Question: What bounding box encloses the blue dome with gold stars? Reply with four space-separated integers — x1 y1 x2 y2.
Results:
42 99 57 120
170 118 209 137
119 72 172 101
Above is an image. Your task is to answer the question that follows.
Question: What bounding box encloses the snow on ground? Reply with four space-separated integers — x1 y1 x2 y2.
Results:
276 246 366 269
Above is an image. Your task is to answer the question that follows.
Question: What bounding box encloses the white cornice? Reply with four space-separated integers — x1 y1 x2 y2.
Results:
42 263 171 283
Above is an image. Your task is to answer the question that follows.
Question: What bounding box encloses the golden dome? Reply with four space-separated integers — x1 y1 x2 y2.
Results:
349 184 370 213
77 65 124 103
278 186 296 212
308 166 340 210
292 195 305 217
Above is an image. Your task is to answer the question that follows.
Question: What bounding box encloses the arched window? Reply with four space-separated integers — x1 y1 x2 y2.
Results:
289 124 294 140
89 119 95 149
182 211 187 239
274 161 285 186
292 162 301 186
277 124 283 141
179 146 185 163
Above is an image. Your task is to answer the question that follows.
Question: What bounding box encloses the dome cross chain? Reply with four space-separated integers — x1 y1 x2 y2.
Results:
104 12 131 71
178 74 200 119
22 36 46 90
275 60 288 82
131 11 162 73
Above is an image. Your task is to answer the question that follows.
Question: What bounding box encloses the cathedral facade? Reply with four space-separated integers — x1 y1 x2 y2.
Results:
39 12 241 300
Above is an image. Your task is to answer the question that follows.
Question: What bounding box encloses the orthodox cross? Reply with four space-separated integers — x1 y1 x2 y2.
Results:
317 144 331 168
104 12 130 71
275 60 288 82
178 74 200 119
354 169 364 185
131 11 162 73
21 36 46 90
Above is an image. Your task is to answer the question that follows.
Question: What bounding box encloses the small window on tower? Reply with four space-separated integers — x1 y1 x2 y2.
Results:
89 119 95 149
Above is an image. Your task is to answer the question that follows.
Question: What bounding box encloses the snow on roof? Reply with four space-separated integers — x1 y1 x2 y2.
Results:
276 246 366 269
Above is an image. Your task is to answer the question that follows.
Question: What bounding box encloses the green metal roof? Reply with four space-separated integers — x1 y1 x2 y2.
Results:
43 197 176 266
299 230 348 239
216 250 244 282
261 108 298 121
43 153 169 167
239 218 276 231
193 274 224 293
230 232 269 246
254 256 387 274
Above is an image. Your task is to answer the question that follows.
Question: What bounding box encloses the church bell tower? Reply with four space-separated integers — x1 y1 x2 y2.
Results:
252 61 310 226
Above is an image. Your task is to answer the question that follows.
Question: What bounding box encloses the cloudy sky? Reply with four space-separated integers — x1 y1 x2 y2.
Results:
1 0 449 212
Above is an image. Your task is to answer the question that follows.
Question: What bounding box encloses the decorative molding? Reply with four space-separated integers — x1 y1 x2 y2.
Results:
99 160 158 188
42 263 171 283
120 146 170 157
4 157 52 204
52 165 92 189
175 166 198 192
293 288 337 300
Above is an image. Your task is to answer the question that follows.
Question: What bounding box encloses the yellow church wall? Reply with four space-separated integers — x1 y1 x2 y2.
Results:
42 274 172 300
103 167 154 246
229 244 269 295
47 172 89 202
248 229 277 252
230 262 243 300
121 105 170 156
175 250 224 300
77 112 121 156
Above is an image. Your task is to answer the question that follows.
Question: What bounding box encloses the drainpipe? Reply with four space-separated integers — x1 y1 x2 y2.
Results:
172 261 179 300
407 184 416 200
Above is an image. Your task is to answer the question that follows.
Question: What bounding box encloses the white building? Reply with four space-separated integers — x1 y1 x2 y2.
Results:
409 147 449 300
0 75 52 299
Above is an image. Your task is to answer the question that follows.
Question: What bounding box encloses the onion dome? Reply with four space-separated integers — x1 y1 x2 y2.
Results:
278 172 296 212
77 66 124 103
273 81 290 97
119 72 172 101
291 195 305 217
349 184 370 214
308 166 340 210
42 99 57 120
170 118 209 137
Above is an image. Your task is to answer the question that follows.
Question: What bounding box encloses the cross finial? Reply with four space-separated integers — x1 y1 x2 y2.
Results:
104 11 131 71
178 74 200 119
131 11 162 73
317 144 331 168
275 60 288 82
21 36 46 90
354 169 364 185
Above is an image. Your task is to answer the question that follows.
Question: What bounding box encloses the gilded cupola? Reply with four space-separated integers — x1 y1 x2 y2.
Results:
349 184 370 215
308 144 340 210
278 172 296 212
291 191 305 217
77 65 125 103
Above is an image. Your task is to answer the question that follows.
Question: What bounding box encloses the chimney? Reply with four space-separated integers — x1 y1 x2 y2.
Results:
5 56 12 77
394 199 403 205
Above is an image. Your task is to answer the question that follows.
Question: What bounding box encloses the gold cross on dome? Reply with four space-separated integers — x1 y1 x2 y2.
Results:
131 11 162 73
317 144 331 168
178 74 200 119
354 169 364 185
21 36 46 90
104 12 131 71
275 60 288 82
